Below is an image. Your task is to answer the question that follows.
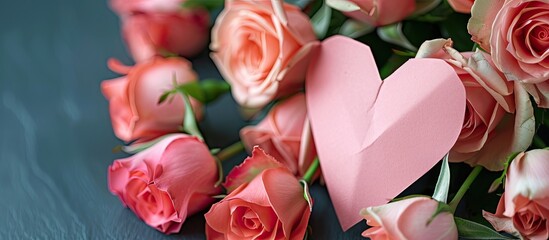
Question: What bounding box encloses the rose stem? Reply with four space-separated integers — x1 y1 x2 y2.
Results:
448 165 483 213
303 157 320 184
216 141 245 162
532 135 547 149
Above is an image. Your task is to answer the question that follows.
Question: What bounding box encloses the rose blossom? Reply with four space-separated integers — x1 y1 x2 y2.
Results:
361 197 458 240
101 57 203 142
108 134 221 234
416 39 535 171
483 149 549 239
240 93 316 177
210 0 318 109
110 0 209 61
468 0 549 83
448 0 475 13
205 147 311 239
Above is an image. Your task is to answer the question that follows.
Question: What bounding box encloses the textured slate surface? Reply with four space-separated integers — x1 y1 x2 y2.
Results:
0 0 369 239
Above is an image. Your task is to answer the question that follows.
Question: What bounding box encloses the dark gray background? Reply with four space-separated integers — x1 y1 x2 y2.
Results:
0 0 368 239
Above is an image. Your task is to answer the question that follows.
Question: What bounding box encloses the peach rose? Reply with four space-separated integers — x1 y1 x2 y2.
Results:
448 0 475 13
101 57 203 142
110 0 209 61
416 39 535 171
108 134 221 234
328 0 416 26
468 0 549 83
483 149 549 239
361 197 458 240
240 93 316 177
205 147 311 239
211 0 318 109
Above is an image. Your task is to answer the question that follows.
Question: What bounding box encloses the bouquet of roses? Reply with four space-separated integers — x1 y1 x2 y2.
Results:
101 0 549 239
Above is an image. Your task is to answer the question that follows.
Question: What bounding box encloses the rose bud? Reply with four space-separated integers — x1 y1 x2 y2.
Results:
110 0 210 61
108 134 221 234
468 0 549 83
416 39 535 171
240 93 316 177
101 57 203 143
211 0 318 109
205 147 312 239
361 197 458 240
483 149 549 239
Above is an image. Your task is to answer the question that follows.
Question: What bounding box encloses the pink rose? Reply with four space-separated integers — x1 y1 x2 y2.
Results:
416 39 535 171
121 11 209 62
108 134 221 234
101 57 203 142
361 197 458 240
448 0 475 13
211 0 318 108
110 0 209 61
205 147 311 239
330 0 416 26
110 0 185 14
468 0 549 83
240 93 316 177
483 149 549 239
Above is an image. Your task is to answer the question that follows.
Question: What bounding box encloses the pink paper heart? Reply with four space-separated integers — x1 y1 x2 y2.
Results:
306 36 465 230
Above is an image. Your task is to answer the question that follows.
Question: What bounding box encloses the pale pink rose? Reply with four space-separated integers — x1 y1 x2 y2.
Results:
448 0 475 13
205 147 311 240
240 93 316 177
468 0 549 83
416 39 535 171
361 197 458 240
121 10 209 62
211 0 319 109
334 0 416 26
101 57 203 143
108 134 221 234
483 149 549 239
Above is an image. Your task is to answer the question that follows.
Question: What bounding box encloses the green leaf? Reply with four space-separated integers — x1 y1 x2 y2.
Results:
433 154 451 203
390 194 430 203
427 202 452 225
210 148 221 155
158 90 174 104
182 0 224 11
339 19 374 39
325 0 360 12
454 217 516 239
310 1 332 39
176 80 230 104
175 89 203 140
285 0 314 9
299 180 313 212
377 23 418 51
489 152 521 192
122 134 178 154
200 79 231 103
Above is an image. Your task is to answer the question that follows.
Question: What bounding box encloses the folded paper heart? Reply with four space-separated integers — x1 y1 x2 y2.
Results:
306 36 466 230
